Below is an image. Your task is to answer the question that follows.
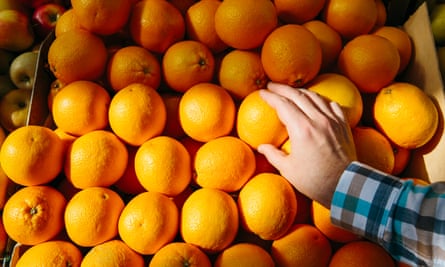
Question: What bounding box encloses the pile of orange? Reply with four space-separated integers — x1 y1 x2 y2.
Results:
0 0 438 266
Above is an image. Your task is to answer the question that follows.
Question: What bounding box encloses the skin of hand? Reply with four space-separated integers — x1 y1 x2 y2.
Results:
257 82 357 208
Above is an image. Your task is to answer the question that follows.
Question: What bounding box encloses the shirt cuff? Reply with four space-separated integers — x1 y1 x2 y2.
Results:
330 161 404 243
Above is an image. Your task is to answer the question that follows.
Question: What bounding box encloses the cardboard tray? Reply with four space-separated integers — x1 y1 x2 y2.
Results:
3 2 444 266
399 3 445 182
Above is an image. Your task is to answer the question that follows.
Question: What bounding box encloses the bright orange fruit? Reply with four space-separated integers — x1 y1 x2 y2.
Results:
261 24 322 87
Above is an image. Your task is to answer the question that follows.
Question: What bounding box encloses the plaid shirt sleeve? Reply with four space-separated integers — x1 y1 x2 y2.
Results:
330 161 445 267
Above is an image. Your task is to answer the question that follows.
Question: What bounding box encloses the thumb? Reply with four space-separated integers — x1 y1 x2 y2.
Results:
257 144 287 170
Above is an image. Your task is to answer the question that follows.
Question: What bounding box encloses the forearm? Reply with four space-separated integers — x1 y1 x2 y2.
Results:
330 161 445 267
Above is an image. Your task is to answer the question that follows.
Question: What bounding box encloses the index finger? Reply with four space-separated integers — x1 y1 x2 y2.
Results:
258 89 311 137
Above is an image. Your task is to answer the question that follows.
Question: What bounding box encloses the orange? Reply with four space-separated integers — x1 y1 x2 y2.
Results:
162 93 186 138
129 0 185 53
0 89 32 132
118 191 179 255
47 79 66 112
397 262 411 267
329 240 396 267
81 239 145 267
54 127 77 152
322 0 378 40
373 82 439 149
237 173 297 240
149 242 212 267
271 224 332 267
106 45 162 92
71 0 131 36
55 177 81 202
274 0 326 24
64 187 125 247
179 82 235 142
15 240 83 267
185 0 229 53
172 185 194 210
236 90 288 149
0 125 64 186
360 92 378 127
294 192 313 224
51 80 110 136
64 130 128 189
373 26 413 74
254 151 277 175
114 145 146 195
307 73 363 128
194 136 256 192
169 0 198 15
134 136 191 196
180 188 239 253
311 200 361 243
2 185 66 245
54 8 83 37
374 0 388 31
108 83 166 146
214 0 277 50
303 20 343 72
402 177 430 185
234 227 272 251
48 29 108 84
0 165 13 210
261 24 322 87
162 40 215 93
214 243 275 267
352 126 395 174
337 34 400 93
392 145 411 176
180 136 203 163
0 126 5 146
218 49 268 100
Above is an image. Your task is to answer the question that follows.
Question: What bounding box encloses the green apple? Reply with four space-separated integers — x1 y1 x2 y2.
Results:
0 49 15 74
0 9 35 52
0 88 32 132
0 74 15 98
9 51 38 90
431 3 445 45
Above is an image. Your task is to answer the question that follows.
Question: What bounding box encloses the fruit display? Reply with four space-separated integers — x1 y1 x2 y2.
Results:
0 0 69 132
0 0 443 266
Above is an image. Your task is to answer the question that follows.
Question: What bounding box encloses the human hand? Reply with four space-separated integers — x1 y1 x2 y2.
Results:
257 82 357 208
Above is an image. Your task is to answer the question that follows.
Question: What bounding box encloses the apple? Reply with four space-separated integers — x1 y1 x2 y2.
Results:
47 79 65 111
9 51 38 90
0 49 15 74
20 0 53 9
0 74 15 98
431 3 445 45
0 9 35 52
0 0 31 14
32 3 66 39
0 88 32 132
21 0 70 9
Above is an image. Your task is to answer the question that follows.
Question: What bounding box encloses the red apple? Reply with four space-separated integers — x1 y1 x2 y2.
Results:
0 9 35 52
32 3 66 39
21 0 70 9
0 0 31 15
20 0 53 9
